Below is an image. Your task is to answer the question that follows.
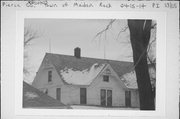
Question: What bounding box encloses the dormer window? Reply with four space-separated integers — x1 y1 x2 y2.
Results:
48 70 52 82
103 75 109 82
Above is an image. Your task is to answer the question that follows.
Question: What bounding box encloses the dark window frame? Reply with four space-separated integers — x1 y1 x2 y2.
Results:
103 75 109 82
48 70 52 82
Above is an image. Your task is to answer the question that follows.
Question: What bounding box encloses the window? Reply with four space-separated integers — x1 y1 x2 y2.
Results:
103 75 109 82
48 70 52 82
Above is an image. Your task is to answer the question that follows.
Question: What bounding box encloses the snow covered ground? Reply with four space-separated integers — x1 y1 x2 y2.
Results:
71 105 139 110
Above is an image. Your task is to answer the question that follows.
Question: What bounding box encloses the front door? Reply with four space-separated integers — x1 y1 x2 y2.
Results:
100 89 106 106
80 88 86 104
56 88 61 101
125 91 131 107
100 89 112 107
107 90 112 107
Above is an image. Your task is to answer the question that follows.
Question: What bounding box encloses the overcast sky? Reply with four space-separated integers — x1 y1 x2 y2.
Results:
24 19 136 83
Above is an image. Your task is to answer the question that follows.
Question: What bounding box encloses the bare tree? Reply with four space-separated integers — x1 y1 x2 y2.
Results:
128 20 154 110
24 27 40 78
95 19 156 110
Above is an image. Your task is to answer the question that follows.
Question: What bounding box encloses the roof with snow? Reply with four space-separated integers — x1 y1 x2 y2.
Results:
23 81 71 109
42 53 155 89
43 53 134 84
60 63 106 85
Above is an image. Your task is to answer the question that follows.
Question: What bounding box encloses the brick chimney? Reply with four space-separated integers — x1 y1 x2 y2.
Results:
74 47 81 58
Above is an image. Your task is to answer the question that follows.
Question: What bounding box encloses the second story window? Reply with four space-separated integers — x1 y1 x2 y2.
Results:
48 70 52 82
103 75 109 82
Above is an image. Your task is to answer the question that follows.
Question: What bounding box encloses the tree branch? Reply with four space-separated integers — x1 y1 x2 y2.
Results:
94 19 116 40
24 27 40 47
116 25 128 41
24 27 40 76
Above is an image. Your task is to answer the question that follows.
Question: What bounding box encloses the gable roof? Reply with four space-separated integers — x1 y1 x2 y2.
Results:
60 63 107 85
23 81 71 109
43 53 134 86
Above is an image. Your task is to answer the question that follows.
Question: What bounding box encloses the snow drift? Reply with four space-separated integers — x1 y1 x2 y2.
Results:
60 63 106 85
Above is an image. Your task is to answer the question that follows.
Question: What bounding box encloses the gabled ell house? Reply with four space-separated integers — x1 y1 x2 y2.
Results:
32 47 155 108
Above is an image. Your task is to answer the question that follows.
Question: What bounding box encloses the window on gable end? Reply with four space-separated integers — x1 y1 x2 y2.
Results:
48 70 52 82
103 75 109 82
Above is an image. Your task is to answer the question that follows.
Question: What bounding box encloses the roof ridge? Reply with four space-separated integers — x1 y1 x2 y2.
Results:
45 52 133 63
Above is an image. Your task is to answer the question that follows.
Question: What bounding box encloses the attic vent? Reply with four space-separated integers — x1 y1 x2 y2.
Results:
74 47 81 58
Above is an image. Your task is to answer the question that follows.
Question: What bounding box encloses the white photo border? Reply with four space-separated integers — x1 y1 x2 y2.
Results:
15 10 166 117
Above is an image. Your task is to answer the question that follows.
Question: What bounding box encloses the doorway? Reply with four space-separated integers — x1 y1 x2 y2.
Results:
80 88 87 104
56 88 61 101
125 91 131 107
100 89 112 107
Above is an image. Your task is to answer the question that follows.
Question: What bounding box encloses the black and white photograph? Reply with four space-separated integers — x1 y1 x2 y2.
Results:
23 19 156 110
1 1 179 119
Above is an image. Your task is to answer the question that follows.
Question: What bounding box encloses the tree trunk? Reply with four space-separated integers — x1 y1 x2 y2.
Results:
128 20 155 110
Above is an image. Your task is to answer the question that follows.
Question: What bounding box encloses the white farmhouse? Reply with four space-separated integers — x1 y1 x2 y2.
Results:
32 47 155 108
